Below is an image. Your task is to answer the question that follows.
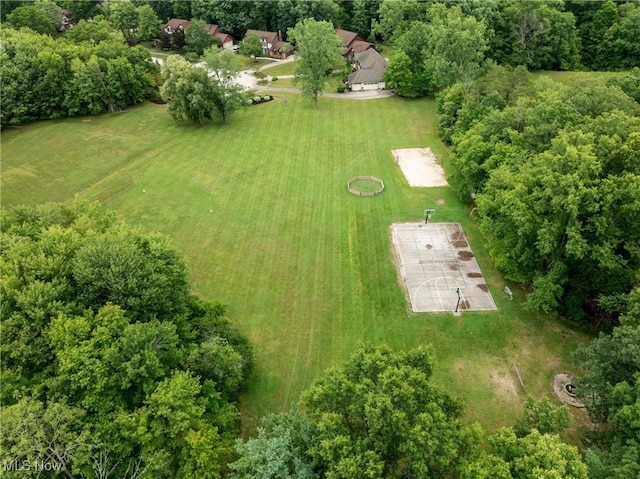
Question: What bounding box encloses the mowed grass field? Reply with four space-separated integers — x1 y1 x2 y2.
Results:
1 95 590 437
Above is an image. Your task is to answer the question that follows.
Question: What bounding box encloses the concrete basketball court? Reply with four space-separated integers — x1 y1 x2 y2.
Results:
392 148 448 187
391 222 497 313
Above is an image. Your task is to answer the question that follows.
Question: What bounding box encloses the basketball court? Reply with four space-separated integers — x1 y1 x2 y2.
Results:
391 222 497 313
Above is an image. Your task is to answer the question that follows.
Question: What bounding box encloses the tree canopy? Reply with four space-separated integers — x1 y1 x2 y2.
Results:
288 18 345 108
232 344 587 479
437 65 640 321
0 201 252 478
160 51 243 125
0 24 157 126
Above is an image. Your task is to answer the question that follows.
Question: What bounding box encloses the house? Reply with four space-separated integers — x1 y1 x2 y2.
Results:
60 9 75 31
243 29 293 59
335 28 373 61
161 19 235 49
347 48 387 91
162 18 190 35
204 23 234 50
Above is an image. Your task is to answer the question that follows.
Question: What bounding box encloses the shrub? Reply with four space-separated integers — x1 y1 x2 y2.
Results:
337 84 347 93
263 95 271 101
253 96 262 103
257 79 268 86
184 52 200 63
254 70 266 79
271 76 278 81
245 99 253 106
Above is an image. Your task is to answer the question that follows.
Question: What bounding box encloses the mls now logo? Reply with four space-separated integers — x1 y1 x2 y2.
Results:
3 458 64 472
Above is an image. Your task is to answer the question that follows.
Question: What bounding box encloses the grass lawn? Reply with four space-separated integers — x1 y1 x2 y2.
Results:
262 59 298 76
270 73 344 91
533 70 628 85
1 95 590 439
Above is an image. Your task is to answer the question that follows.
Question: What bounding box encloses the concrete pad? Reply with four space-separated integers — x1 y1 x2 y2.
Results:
391 222 497 313
391 148 448 187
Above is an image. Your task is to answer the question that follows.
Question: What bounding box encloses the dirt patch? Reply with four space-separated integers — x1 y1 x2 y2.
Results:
436 198 446 205
458 251 474 261
425 244 433 249
477 284 489 292
467 272 483 278
491 372 519 396
449 264 459 271
452 240 468 248
459 299 470 310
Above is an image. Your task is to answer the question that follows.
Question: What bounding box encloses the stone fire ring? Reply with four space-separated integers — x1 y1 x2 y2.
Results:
552 373 585 408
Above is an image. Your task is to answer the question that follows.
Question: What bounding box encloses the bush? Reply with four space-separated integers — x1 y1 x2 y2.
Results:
271 76 278 81
257 79 268 86
337 84 347 93
253 96 262 103
245 99 253 106
254 70 266 79
263 95 271 101
184 52 200 63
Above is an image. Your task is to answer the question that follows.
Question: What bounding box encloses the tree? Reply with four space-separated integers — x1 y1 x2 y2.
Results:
107 0 139 44
137 4 161 42
203 46 244 124
383 20 432 97
423 3 488 89
64 16 124 44
288 18 345 108
486 428 588 479
240 33 264 60
229 411 318 479
185 18 214 56
301 343 481 478
1 201 252 478
160 55 216 124
6 5 56 35
513 397 571 437
0 398 93 478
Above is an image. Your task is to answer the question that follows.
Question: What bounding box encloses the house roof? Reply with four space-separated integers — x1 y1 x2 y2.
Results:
204 23 221 35
354 48 386 69
348 49 386 85
165 18 190 31
273 40 293 53
335 28 361 47
244 29 279 44
348 64 385 85
215 32 234 44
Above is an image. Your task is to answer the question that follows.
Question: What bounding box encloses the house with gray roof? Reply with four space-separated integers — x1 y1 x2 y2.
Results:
347 48 387 91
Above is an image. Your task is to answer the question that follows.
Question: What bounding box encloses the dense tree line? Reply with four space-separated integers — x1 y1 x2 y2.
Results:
230 344 587 479
437 66 640 323
573 284 640 478
0 201 252 478
0 23 158 127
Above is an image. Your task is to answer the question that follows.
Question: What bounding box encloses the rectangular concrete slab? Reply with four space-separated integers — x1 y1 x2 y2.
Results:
391 222 497 313
391 148 448 187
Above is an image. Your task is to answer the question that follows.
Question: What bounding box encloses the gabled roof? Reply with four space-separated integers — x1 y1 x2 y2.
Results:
335 28 362 47
165 18 190 31
215 32 234 44
354 48 386 69
244 29 279 44
348 63 385 85
348 48 386 85
204 23 221 35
